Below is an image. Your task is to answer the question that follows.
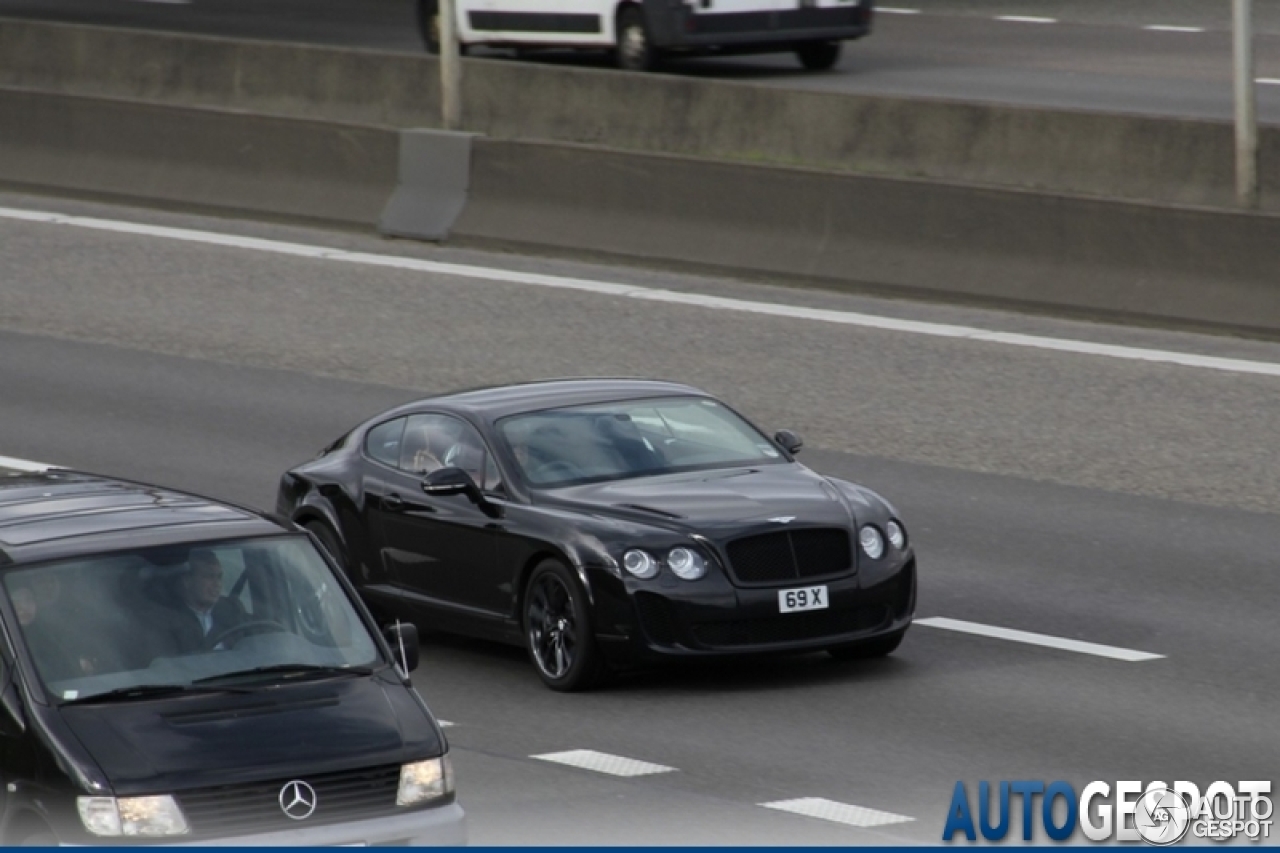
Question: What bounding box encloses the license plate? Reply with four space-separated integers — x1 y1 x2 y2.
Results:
778 585 828 613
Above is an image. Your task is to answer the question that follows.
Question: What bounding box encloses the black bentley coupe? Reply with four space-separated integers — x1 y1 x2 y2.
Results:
277 379 916 691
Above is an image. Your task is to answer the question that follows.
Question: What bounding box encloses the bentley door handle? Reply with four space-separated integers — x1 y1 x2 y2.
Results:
384 493 405 511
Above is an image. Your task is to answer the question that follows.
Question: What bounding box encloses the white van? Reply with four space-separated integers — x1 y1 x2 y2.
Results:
416 0 874 70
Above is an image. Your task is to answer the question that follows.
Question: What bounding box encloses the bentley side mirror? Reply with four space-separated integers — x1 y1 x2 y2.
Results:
774 429 803 455
421 466 474 496
421 467 504 518
382 620 420 675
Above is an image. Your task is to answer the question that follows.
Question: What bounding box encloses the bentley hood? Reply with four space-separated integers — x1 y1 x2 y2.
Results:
545 464 861 537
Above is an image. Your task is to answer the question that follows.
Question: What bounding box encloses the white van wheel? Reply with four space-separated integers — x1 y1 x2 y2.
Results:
417 0 441 53
615 7 655 71
796 39 841 70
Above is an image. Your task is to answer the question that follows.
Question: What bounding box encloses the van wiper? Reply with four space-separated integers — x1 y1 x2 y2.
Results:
193 663 378 685
60 683 253 705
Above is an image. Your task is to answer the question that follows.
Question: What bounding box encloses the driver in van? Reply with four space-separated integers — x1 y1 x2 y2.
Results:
155 549 247 653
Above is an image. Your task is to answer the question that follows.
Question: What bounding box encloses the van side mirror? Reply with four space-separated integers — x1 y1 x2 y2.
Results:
774 429 803 455
382 621 420 675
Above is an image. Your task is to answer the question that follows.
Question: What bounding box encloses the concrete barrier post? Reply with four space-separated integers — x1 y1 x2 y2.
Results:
1234 0 1259 207
378 128 476 240
441 0 463 130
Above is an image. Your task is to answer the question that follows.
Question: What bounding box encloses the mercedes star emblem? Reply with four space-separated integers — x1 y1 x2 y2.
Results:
279 780 318 820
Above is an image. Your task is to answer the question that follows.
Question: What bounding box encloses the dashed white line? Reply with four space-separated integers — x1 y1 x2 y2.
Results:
876 6 921 14
0 455 59 473
762 798 914 828
995 15 1056 23
532 749 676 777
1257 78 1280 86
5 206 1280 381
438 720 455 728
915 617 1164 662
1143 24 1205 33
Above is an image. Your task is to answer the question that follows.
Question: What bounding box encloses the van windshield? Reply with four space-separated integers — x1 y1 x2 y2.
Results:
1 535 382 703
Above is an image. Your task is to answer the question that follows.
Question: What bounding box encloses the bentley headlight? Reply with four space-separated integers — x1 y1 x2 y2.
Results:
886 519 906 550
77 795 189 837
398 756 454 806
667 547 707 581
622 549 660 579
858 525 885 560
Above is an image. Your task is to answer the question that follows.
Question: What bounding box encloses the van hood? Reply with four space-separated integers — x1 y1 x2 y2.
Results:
58 672 440 796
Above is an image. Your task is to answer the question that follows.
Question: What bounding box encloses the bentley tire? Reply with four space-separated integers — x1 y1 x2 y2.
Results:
306 521 348 574
523 559 605 691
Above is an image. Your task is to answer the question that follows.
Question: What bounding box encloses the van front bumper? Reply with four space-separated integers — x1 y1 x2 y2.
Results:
70 803 468 847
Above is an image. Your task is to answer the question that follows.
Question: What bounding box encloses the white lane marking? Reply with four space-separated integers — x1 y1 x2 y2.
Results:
876 7 921 13
0 455 60 473
532 749 676 777
762 798 914 828
1257 78 1280 85
915 617 1164 662
438 720 455 727
995 15 1056 23
5 206 1280 381
1143 24 1205 33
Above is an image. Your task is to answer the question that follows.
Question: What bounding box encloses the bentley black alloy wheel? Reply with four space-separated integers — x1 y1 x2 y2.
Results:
523 559 604 691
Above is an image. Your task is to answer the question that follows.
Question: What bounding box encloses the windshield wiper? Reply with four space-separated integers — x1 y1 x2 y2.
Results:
60 683 254 706
193 663 378 686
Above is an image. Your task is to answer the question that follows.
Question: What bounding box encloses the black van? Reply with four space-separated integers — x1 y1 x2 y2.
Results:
0 467 466 845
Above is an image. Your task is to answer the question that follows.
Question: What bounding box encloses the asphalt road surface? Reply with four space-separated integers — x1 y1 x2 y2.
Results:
0 190 1276 843
3 0 1280 120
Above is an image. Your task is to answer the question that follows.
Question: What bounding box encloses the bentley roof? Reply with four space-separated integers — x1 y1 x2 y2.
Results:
381 378 708 421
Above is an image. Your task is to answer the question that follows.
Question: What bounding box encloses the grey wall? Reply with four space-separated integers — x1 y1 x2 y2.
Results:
0 87 397 225
456 140 1280 335
3 17 1277 210
3 86 1277 336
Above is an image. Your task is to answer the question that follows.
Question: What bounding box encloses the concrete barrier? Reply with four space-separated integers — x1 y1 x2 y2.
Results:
380 129 475 241
2 17 1277 210
455 139 1280 335
0 87 398 226
2 84 1278 337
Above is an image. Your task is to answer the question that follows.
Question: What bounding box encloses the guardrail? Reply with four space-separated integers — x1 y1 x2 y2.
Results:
2 16 1277 211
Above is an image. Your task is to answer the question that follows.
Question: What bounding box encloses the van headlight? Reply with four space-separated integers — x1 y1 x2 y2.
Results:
77 795 189 837
398 756 454 806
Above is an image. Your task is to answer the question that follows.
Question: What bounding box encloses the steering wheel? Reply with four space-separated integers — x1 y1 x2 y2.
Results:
207 619 289 649
530 460 585 482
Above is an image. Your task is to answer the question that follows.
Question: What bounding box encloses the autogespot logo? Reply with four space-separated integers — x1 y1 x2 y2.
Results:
1133 786 1192 845
943 780 1273 844
279 780 318 820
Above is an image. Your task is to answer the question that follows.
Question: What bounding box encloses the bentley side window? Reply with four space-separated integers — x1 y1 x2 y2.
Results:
365 418 406 467
400 414 501 492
